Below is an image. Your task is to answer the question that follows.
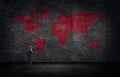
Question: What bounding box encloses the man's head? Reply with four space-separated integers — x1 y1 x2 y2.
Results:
28 45 33 51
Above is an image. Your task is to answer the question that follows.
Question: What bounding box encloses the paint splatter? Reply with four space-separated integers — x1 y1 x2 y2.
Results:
52 11 104 47
89 41 100 51
34 37 47 56
14 14 42 35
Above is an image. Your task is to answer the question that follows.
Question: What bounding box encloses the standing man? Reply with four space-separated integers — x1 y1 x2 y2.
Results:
25 45 33 65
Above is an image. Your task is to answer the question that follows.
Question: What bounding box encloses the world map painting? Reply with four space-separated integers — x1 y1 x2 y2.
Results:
0 0 116 62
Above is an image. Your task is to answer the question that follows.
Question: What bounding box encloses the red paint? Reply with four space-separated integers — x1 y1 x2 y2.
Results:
34 37 47 56
52 14 72 47
52 11 104 47
14 8 50 35
14 10 104 56
72 12 104 34
33 9 50 20
40 9 50 20
89 41 100 51
14 9 50 56
14 14 42 35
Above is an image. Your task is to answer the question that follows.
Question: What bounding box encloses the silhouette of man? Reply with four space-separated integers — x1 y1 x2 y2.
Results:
25 45 33 65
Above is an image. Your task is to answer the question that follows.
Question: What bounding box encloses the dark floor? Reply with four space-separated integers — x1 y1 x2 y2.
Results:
0 62 120 77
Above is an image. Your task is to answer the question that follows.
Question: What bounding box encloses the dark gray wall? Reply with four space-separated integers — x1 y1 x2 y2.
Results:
0 0 119 62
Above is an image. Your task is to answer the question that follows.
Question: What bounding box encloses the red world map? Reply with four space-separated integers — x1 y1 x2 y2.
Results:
14 9 104 56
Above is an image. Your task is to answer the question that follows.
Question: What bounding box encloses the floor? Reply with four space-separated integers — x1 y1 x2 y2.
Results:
0 62 120 77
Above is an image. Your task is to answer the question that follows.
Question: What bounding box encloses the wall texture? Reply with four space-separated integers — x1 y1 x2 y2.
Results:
0 0 118 62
